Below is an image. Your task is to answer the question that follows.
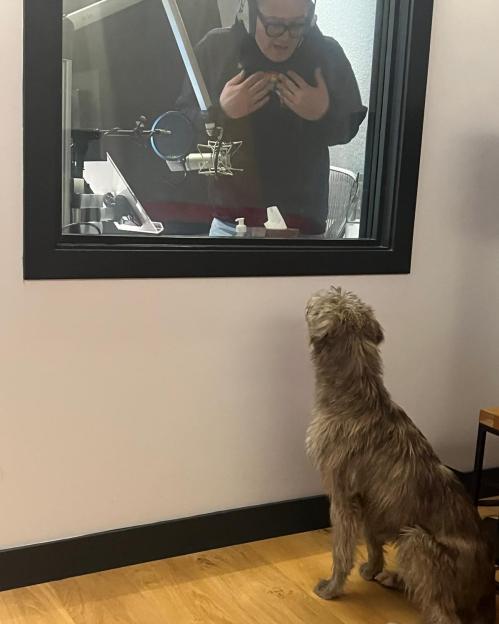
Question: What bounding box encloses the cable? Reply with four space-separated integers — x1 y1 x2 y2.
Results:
62 222 102 235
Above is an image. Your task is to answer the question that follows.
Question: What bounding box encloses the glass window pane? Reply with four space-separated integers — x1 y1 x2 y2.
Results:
62 0 376 240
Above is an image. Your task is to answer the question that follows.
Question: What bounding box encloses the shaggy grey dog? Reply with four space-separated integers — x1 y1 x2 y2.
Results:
305 287 496 624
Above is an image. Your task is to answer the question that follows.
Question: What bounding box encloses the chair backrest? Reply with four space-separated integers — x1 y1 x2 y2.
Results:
325 166 359 238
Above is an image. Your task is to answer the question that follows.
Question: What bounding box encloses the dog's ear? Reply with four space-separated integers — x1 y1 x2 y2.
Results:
307 309 333 343
335 304 384 346
365 317 384 345
306 291 334 343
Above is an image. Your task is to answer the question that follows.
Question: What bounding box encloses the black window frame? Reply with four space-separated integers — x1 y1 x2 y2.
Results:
24 0 434 280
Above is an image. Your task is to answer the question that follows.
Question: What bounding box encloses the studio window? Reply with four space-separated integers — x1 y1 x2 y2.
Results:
24 0 433 278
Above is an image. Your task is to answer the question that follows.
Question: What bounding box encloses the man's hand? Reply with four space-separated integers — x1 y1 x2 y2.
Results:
220 71 271 119
277 68 330 121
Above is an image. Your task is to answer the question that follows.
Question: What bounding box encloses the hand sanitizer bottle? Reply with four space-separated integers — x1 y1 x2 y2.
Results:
235 217 247 237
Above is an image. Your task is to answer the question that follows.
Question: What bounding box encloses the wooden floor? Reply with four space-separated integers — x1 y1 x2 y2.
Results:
0 529 421 624
0 513 497 624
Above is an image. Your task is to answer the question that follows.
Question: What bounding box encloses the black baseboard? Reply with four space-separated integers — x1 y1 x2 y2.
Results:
0 495 330 592
0 467 497 593
455 466 499 499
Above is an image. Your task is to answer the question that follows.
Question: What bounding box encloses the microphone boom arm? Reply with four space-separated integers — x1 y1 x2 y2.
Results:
160 0 215 135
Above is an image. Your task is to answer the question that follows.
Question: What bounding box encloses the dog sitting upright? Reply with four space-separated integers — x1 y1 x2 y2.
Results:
305 287 496 624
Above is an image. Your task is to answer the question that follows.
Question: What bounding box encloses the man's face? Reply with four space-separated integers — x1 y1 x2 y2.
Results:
254 0 311 63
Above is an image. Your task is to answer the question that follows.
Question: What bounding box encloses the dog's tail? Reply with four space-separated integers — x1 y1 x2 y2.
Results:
472 520 497 624
471 570 496 624
397 526 496 624
396 525 458 609
473 592 496 624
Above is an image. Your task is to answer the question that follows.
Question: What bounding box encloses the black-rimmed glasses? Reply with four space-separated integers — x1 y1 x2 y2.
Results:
256 9 309 39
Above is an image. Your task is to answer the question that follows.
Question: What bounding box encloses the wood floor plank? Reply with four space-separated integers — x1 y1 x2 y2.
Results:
50 567 171 624
0 584 75 624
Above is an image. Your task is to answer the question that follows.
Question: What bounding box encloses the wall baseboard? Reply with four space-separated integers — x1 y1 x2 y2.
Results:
454 466 499 499
0 467 496 592
0 496 330 592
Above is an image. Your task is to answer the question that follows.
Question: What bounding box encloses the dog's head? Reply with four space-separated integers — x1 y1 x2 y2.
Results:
306 286 384 350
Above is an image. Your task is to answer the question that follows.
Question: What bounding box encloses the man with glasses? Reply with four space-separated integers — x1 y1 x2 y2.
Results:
176 0 367 236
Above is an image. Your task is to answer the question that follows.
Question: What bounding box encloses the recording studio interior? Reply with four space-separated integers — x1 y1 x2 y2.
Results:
62 0 374 238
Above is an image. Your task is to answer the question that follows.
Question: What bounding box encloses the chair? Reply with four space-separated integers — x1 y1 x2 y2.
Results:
325 166 360 239
472 407 499 592
472 407 499 506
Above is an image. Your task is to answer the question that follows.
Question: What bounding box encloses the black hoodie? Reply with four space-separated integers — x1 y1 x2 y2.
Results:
176 21 367 234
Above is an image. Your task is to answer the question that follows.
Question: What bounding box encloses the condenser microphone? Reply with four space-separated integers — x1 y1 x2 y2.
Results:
150 111 242 176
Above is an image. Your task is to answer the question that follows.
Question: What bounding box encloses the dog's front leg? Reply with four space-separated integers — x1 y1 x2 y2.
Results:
359 528 384 581
314 503 359 600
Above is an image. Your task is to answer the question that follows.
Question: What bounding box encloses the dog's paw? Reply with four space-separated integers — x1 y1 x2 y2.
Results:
374 570 404 591
359 562 382 581
313 579 342 600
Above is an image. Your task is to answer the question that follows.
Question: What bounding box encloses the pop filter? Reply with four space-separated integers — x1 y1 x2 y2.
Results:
150 111 195 161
